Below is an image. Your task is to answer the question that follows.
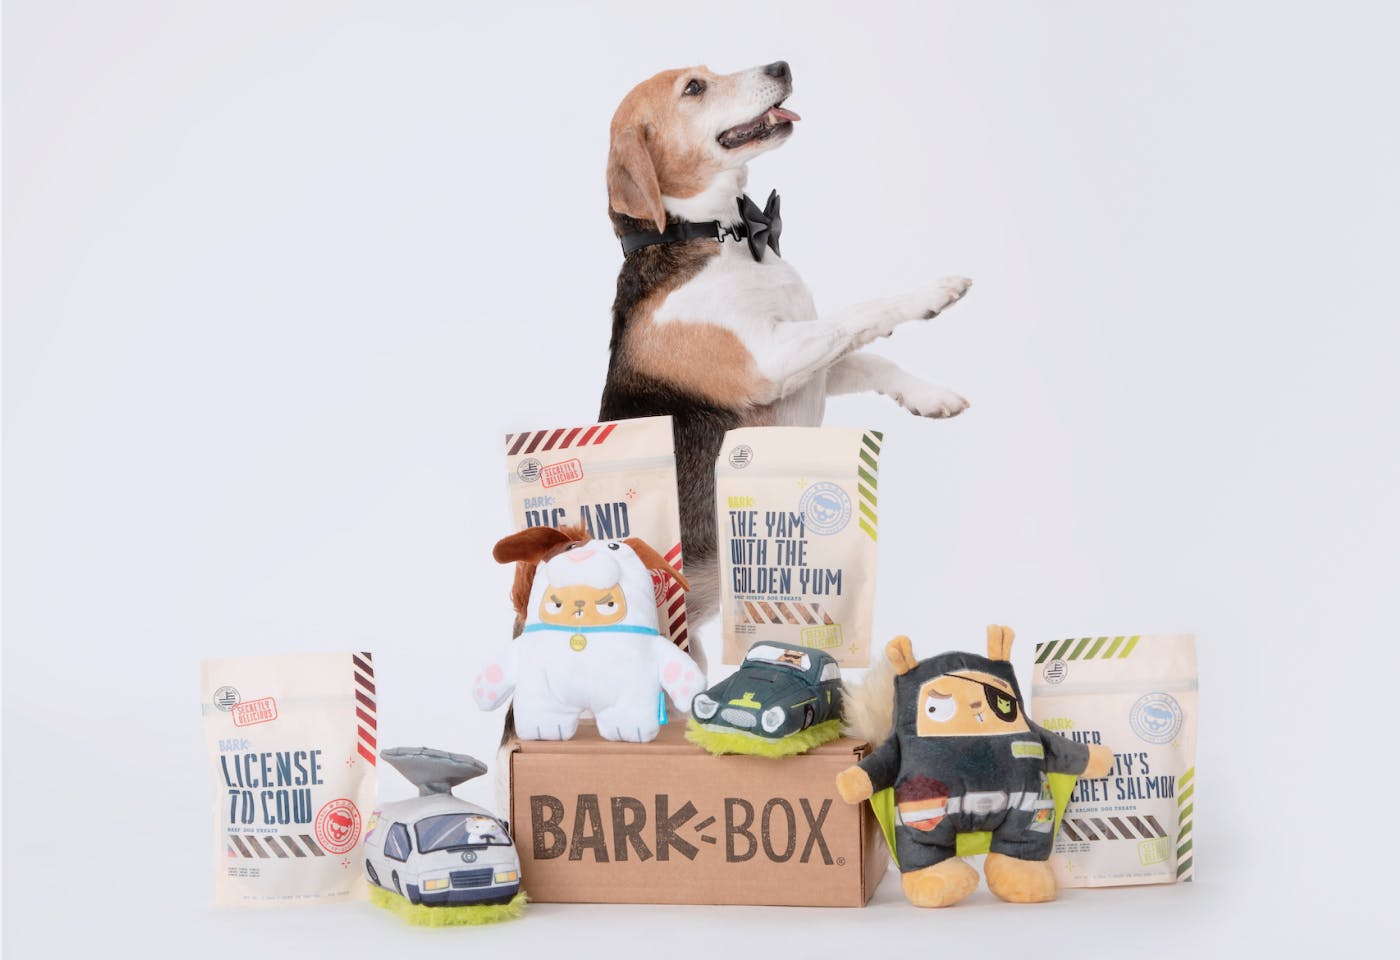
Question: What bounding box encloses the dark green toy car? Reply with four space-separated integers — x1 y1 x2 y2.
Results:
691 641 843 739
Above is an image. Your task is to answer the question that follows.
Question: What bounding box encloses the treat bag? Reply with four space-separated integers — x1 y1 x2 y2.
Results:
505 416 691 658
202 651 377 905
715 426 882 667
1032 634 1198 886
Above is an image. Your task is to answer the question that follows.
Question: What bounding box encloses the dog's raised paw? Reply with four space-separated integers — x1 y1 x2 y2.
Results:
944 275 973 297
896 384 969 419
918 277 973 319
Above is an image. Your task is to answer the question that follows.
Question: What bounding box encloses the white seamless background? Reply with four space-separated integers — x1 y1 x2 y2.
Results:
4 1 1397 955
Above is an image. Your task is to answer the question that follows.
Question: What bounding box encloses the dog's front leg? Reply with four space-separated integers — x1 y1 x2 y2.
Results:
827 353 969 418
827 276 973 349
758 277 971 399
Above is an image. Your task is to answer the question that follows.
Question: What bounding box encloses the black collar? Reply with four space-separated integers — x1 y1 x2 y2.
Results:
619 218 739 256
618 190 782 262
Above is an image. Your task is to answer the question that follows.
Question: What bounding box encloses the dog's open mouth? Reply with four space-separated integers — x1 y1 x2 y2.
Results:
717 102 801 149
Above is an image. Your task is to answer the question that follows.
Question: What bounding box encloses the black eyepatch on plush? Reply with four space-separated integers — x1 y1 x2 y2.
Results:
944 674 1021 723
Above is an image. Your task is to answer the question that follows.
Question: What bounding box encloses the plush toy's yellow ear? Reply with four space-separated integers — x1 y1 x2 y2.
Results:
885 636 918 675
986 624 1015 662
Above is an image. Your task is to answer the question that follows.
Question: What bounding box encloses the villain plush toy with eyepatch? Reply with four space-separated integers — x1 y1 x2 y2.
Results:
837 626 1114 907
474 527 706 743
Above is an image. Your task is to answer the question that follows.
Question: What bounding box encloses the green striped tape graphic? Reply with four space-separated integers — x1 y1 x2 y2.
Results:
1035 635 1141 663
857 430 881 542
1176 766 1194 881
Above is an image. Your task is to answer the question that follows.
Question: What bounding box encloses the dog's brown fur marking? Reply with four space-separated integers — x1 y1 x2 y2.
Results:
624 312 769 408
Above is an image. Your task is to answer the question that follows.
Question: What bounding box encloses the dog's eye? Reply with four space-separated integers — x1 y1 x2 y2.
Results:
683 79 705 97
607 542 620 551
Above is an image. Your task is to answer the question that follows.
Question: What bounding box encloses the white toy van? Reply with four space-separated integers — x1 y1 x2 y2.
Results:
364 747 521 906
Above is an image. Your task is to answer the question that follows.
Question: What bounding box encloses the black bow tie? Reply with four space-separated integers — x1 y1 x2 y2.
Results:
617 190 783 262
735 190 782 261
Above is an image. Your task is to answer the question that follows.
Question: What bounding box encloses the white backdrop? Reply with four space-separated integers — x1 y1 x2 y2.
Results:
5 1 1398 954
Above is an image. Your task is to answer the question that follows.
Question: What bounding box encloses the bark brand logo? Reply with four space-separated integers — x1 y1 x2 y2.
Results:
528 793 834 865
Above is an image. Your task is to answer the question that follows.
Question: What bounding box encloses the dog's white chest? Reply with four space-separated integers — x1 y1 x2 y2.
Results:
654 244 826 424
655 243 818 330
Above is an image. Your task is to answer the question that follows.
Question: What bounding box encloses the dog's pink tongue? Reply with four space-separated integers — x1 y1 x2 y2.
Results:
767 106 801 123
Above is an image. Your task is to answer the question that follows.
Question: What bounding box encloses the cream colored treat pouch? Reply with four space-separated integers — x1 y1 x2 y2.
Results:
1032 634 1197 886
505 415 691 655
715 426 882 667
202 652 377 905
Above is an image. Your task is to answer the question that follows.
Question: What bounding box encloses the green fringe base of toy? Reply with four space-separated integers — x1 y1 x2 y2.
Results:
368 885 527 926
685 718 842 757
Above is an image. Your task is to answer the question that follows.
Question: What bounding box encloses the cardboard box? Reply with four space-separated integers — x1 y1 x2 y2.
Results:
507 721 887 906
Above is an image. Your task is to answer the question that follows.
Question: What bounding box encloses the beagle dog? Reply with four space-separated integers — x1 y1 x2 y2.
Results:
599 60 972 663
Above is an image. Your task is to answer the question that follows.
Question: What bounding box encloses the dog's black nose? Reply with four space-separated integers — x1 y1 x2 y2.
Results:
764 61 790 80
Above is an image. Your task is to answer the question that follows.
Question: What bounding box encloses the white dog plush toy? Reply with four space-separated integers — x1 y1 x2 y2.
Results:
474 528 706 742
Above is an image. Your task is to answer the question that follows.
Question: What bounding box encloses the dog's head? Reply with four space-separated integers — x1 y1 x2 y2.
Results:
607 61 799 232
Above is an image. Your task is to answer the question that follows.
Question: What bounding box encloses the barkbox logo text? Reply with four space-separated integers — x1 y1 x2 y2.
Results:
528 793 835 865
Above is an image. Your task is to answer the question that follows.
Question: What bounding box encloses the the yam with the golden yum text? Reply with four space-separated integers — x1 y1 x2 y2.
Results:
716 426 883 667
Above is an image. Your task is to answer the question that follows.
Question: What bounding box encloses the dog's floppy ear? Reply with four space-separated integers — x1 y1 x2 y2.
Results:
607 125 666 233
986 624 1015 662
622 537 690 592
493 527 576 565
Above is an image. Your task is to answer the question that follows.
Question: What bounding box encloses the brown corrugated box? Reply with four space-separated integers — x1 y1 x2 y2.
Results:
507 721 887 906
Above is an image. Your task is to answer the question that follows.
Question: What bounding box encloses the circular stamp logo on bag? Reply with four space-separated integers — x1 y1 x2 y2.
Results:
517 458 542 483
728 445 753 469
1130 693 1183 744
212 686 240 711
1044 659 1068 684
800 482 852 535
315 799 362 854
